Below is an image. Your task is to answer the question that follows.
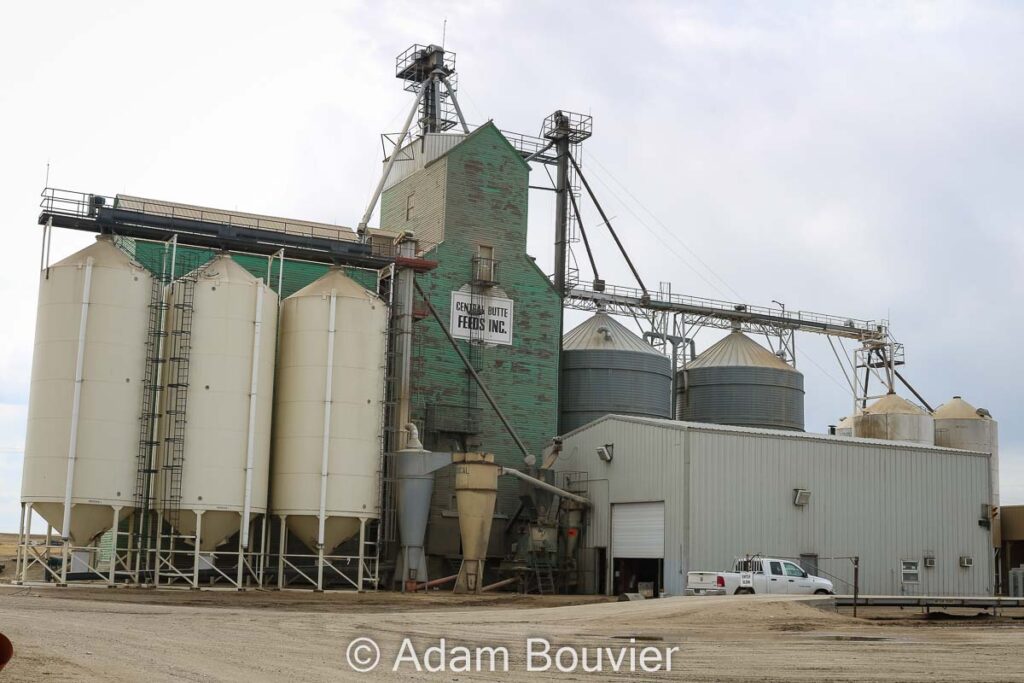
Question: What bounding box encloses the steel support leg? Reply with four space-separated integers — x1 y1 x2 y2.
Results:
125 511 135 585
21 505 33 584
14 502 26 585
257 514 267 587
236 512 245 591
153 511 163 587
357 517 367 593
316 543 325 593
109 506 121 586
192 511 203 590
277 515 286 590
59 538 70 586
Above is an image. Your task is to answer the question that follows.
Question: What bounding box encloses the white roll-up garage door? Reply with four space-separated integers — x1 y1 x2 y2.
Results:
611 501 665 559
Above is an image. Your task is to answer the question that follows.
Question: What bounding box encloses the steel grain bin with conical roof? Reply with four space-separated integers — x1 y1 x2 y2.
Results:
560 311 672 433
159 254 278 551
676 330 804 431
21 236 152 545
834 414 856 436
271 268 387 553
852 393 933 445
934 396 998 512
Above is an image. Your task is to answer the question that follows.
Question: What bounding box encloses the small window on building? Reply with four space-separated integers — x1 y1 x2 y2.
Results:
901 560 920 584
405 192 416 221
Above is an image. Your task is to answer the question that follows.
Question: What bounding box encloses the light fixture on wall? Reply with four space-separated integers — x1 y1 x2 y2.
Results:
597 444 614 462
793 488 811 506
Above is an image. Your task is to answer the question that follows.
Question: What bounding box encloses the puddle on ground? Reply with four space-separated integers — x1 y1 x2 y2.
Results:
609 635 664 642
808 634 892 642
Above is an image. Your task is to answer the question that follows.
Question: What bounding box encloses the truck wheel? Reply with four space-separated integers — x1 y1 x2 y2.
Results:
814 589 831 595
734 588 754 595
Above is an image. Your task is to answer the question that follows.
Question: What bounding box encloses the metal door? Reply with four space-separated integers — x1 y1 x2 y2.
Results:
610 502 665 559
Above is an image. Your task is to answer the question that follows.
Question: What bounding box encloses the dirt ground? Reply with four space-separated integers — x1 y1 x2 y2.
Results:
1 585 1022 681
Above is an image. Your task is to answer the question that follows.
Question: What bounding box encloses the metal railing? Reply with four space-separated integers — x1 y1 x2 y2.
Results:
39 187 438 261
567 280 889 341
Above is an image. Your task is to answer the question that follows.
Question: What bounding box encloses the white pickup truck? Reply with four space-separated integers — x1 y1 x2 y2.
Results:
686 557 834 596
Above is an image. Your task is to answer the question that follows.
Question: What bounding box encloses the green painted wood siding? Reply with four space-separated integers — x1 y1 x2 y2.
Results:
383 124 561 518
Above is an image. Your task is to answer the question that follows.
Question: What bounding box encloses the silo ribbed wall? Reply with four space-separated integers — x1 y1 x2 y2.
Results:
676 366 805 431
560 350 672 433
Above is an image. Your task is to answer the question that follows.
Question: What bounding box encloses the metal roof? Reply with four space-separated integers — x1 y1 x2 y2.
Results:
933 396 992 421
561 413 988 455
689 331 795 371
562 311 660 355
289 267 379 301
190 253 258 283
863 393 929 416
53 235 141 269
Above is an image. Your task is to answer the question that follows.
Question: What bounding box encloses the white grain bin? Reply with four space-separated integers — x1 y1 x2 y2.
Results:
160 254 278 551
271 268 387 552
21 236 151 544
834 414 855 437
934 396 999 541
853 393 934 445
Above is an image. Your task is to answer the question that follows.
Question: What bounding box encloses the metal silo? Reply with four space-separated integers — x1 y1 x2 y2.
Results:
676 330 805 431
560 311 672 433
852 393 934 445
21 237 151 552
833 414 855 436
271 268 387 569
158 254 278 556
934 396 999 537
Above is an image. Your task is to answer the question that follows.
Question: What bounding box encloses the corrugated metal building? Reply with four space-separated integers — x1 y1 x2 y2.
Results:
554 415 993 597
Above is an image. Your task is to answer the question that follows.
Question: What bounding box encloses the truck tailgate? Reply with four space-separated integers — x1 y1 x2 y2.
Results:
686 571 724 595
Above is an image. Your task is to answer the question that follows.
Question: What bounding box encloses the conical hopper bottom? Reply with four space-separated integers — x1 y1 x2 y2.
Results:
285 516 361 554
31 502 130 546
171 510 247 552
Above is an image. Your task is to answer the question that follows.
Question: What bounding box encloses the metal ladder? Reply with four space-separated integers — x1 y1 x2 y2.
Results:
133 277 168 517
533 562 557 595
160 274 197 528
378 266 401 566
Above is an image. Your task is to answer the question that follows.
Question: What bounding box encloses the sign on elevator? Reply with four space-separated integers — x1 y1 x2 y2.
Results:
450 290 514 346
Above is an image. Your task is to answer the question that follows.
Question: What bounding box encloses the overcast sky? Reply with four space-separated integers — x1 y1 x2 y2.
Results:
1 1 1022 533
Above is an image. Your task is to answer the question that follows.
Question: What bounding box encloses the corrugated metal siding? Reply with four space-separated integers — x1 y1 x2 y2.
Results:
556 416 992 596
560 349 672 432
554 419 689 586
677 366 805 431
383 133 467 192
